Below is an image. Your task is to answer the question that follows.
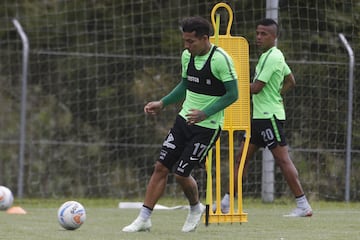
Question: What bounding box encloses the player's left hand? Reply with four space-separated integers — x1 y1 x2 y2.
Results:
186 109 207 125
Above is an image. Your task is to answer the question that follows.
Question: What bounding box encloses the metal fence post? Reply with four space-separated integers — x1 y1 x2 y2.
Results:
261 0 279 203
339 33 354 202
262 148 275 202
12 19 29 199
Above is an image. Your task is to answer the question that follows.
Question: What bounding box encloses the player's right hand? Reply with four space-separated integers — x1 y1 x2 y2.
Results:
144 101 163 115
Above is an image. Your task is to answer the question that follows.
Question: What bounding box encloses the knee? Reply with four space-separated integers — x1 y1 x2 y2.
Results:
153 161 169 175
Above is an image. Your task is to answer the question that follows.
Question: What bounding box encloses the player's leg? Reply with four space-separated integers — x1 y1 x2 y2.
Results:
267 116 312 217
123 116 186 232
271 145 303 196
177 124 219 232
143 162 170 208
122 161 169 232
176 174 199 206
176 174 206 232
271 145 312 217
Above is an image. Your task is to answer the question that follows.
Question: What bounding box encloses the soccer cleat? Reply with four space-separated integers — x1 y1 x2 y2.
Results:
122 216 152 232
284 207 313 217
181 203 206 232
211 201 230 214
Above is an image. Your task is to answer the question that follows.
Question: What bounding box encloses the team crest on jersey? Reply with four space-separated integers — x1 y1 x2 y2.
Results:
163 133 175 149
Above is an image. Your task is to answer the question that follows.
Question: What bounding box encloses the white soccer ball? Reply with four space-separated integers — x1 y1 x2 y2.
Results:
57 201 86 230
0 186 14 210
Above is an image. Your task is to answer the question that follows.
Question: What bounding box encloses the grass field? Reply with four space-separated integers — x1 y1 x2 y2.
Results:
1 198 359 240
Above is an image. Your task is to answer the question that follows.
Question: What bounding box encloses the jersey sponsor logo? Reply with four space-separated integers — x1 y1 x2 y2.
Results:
188 75 199 83
163 133 176 149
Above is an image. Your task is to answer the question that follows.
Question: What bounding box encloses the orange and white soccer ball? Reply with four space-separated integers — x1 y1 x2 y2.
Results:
0 186 14 210
57 201 86 230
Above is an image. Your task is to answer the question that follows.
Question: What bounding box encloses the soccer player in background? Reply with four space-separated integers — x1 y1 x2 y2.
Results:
216 18 313 217
122 16 239 232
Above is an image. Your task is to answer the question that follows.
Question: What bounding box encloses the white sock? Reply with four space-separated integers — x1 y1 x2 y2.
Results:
139 205 152 220
296 195 310 209
190 202 201 212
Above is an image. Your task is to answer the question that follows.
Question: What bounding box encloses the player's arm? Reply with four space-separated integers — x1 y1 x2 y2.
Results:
144 78 187 115
280 73 296 95
250 80 265 94
161 78 187 107
202 80 238 117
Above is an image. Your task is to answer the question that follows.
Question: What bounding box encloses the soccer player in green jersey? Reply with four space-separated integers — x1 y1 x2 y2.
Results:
122 16 238 233
216 18 312 217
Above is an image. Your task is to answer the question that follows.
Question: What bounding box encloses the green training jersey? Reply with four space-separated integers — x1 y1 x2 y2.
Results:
252 46 291 120
180 45 237 129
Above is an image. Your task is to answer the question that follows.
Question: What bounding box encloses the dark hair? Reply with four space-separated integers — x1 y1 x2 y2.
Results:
180 16 213 38
256 18 279 36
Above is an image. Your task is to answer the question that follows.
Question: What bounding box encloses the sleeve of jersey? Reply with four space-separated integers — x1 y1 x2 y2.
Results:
202 80 238 117
284 62 292 75
160 78 187 107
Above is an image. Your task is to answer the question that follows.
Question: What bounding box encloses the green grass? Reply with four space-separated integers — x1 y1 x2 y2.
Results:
1 198 359 240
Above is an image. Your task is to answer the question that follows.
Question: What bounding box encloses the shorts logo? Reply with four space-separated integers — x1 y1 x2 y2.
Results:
177 160 188 173
163 133 176 149
159 150 167 160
